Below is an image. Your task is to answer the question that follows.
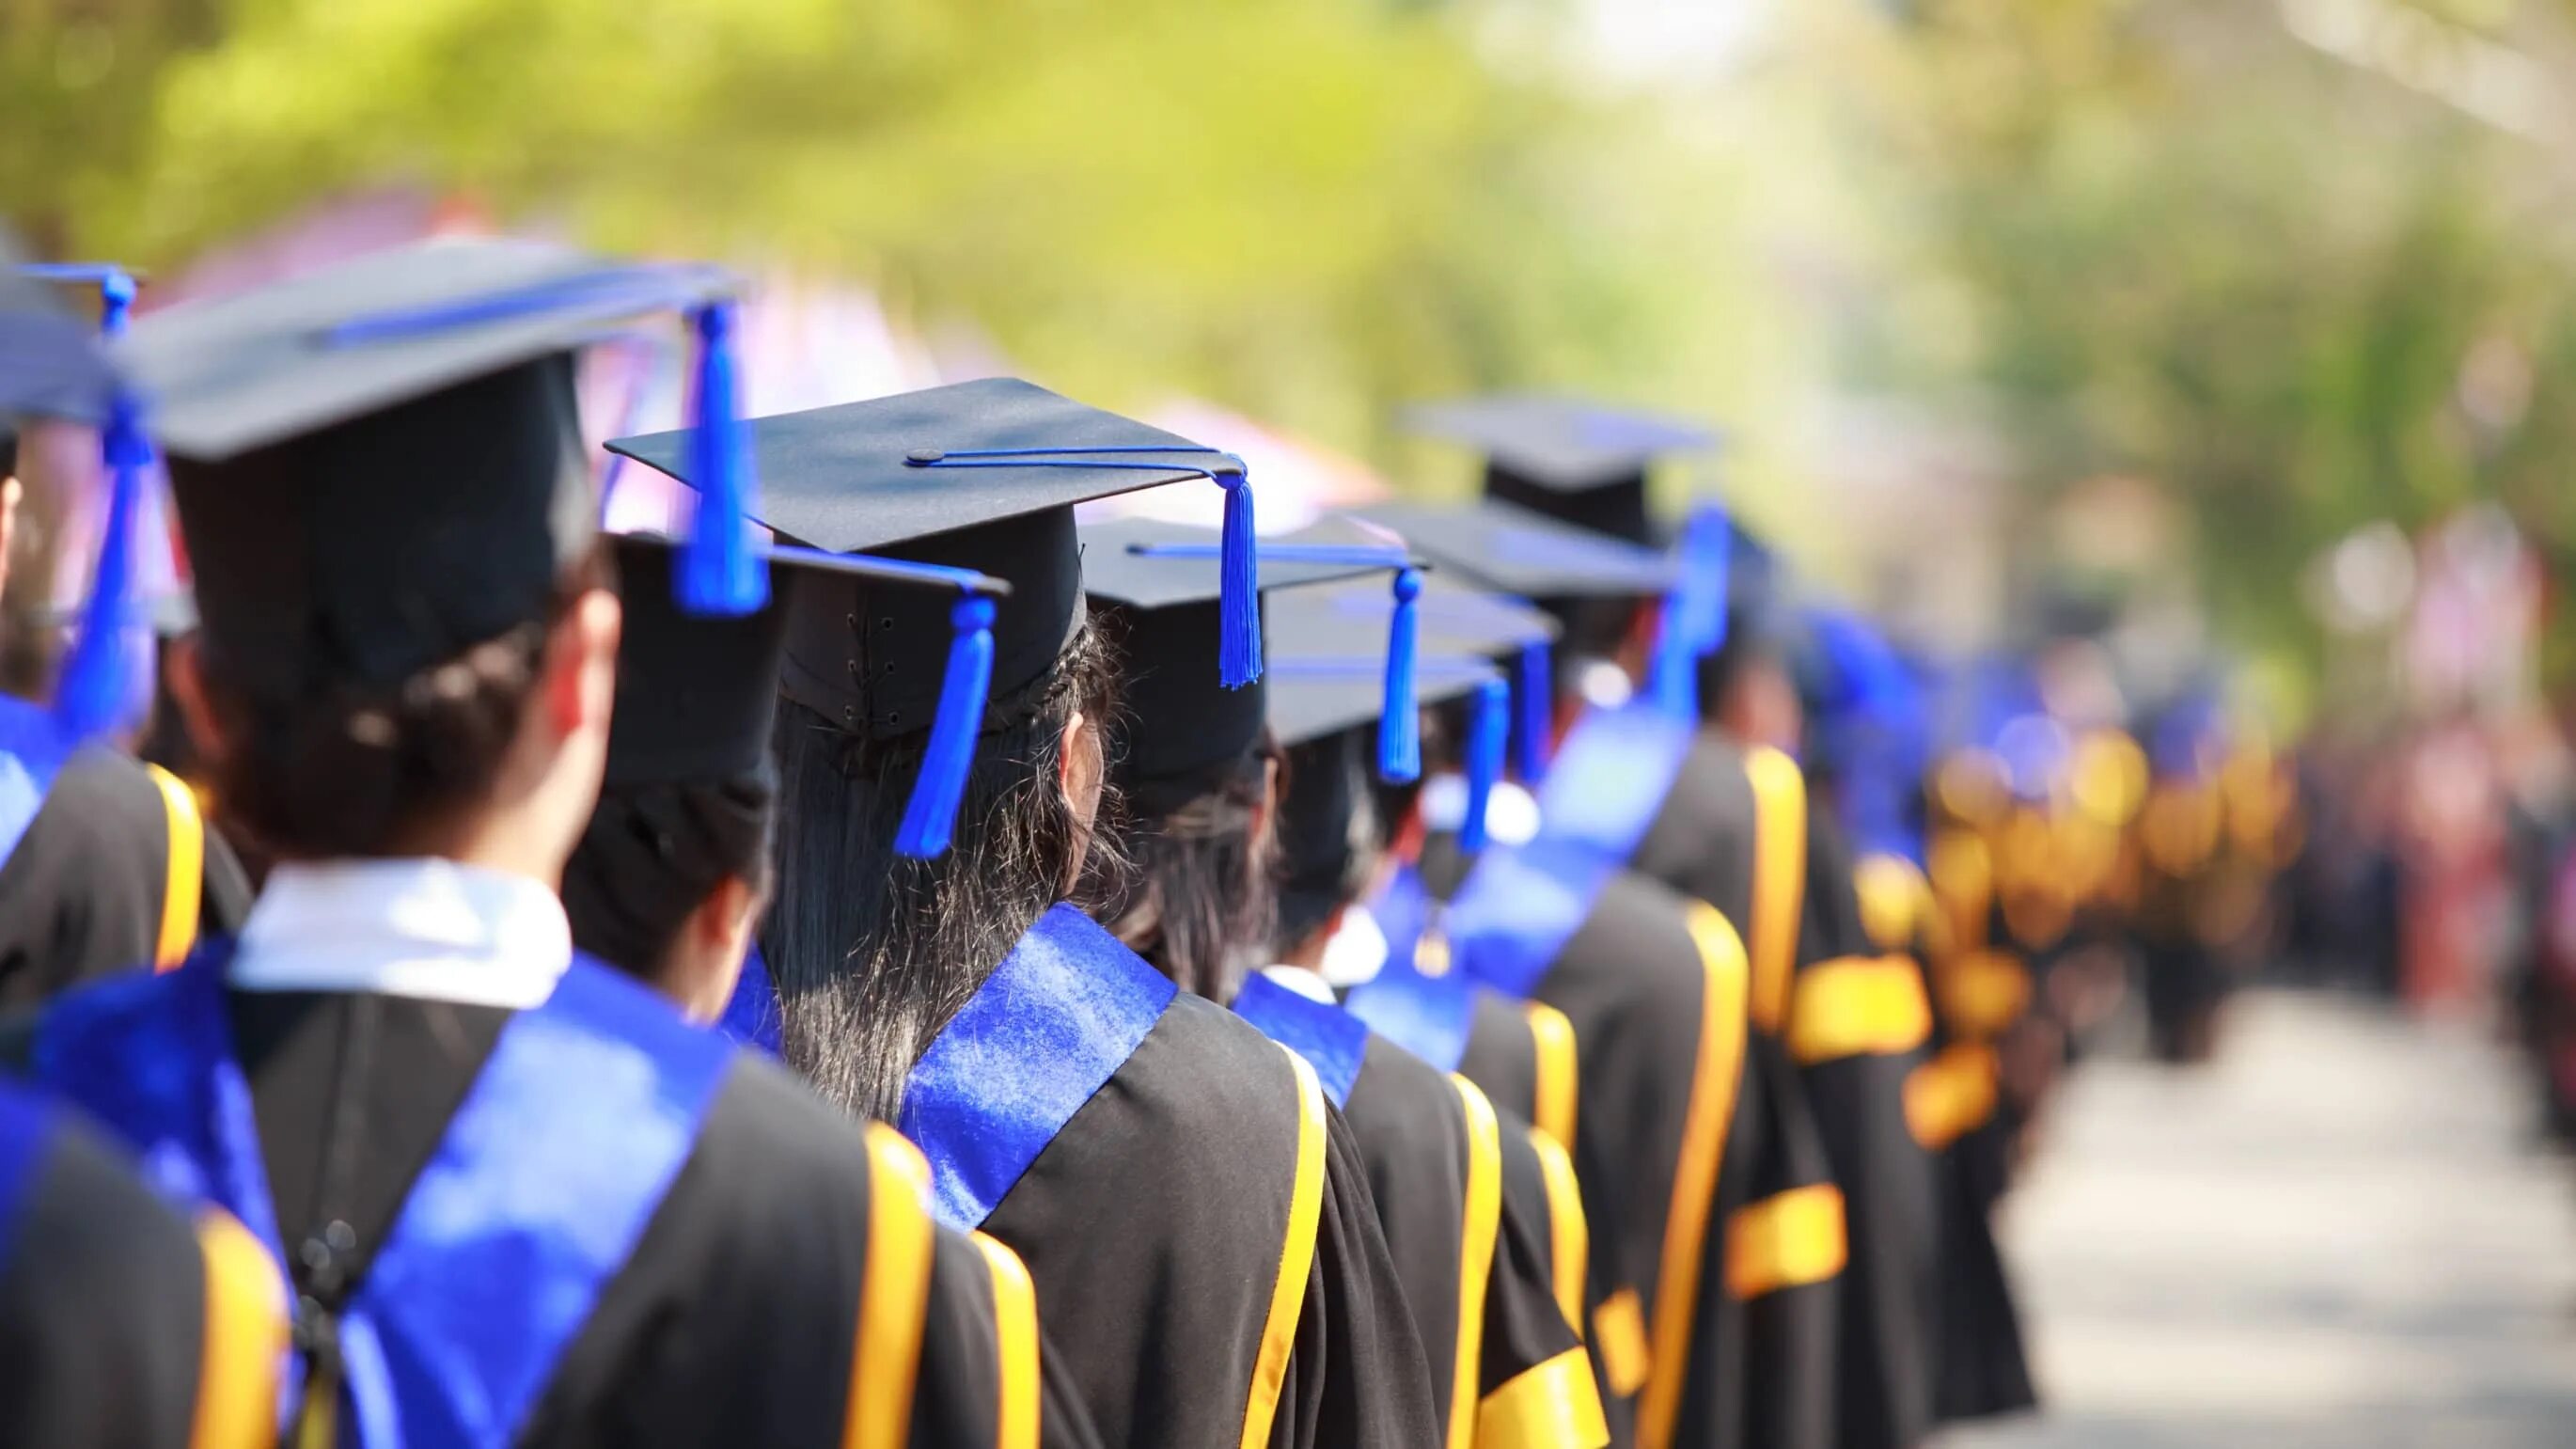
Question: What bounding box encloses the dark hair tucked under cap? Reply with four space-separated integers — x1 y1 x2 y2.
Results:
1405 393 1714 548
120 237 739 699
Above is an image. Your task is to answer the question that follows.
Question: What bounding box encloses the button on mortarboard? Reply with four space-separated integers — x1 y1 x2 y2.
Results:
608 377 1257 746
1406 393 1714 546
127 238 746 700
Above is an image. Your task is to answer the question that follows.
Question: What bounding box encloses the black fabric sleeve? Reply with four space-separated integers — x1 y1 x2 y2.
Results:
0 748 176 1008
1266 1106 1443 1449
1477 1122 1605 1444
910 1223 1107 1449
0 1110 209 1449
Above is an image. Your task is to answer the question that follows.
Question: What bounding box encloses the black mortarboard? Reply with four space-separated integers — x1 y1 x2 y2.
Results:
1358 497 1676 603
1266 582 1511 853
605 534 1008 786
1081 516 1414 790
123 238 753 709
1406 393 1713 547
2 250 118 423
606 378 1255 856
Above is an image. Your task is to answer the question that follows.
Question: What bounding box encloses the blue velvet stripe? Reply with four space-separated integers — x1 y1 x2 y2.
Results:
1443 838 1622 1002
716 942 784 1056
0 1084 59 1262
900 905 1177 1232
357 955 733 1449
1231 973 1370 1109
1532 703 1693 864
1342 961 1475 1076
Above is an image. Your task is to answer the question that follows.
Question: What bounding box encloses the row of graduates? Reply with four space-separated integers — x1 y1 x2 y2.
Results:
0 237 2039 1448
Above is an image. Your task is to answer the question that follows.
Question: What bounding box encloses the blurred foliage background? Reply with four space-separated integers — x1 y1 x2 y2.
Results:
9 0 2576 703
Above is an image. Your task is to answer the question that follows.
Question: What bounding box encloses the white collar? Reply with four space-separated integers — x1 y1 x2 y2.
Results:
1257 964 1342 1005
231 858 573 1010
1316 905 1390 988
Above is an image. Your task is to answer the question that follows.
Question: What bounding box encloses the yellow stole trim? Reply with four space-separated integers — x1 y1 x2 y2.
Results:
1786 956 1934 1064
1743 747 1806 1034
1239 1047 1327 1449
1529 1127 1589 1331
1590 1287 1650 1399
969 1232 1042 1449
190 1208 286 1449
1725 1185 1846 1300
1638 904 1751 1449
847 1125 935 1449
1905 1042 2001 1151
145 764 203 973
1447 1076 1503 1449
1522 1000 1579 1156
1476 1346 1611 1449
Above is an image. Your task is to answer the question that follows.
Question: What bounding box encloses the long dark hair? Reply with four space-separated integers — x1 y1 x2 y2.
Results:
1090 735 1280 1002
560 775 775 986
765 622 1124 1122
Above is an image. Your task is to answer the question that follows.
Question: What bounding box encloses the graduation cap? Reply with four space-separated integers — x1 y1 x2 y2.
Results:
120 238 757 723
1267 583 1512 853
607 378 1257 856
1080 516 1417 793
1357 497 1677 604
1405 393 1714 547
604 534 1008 790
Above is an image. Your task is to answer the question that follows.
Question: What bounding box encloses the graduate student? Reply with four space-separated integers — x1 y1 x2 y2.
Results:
0 1079 284 1448
1359 502 1844 1443
609 378 1440 1449
1076 517 1608 1449
16 239 1037 1447
0 255 251 1005
1395 396 1939 1449
562 533 1103 1449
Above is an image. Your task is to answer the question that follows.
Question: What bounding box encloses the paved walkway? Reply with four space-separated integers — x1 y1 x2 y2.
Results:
1948 989 2576 1448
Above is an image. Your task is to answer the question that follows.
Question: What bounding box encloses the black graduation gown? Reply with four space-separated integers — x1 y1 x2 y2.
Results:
1321 1016 1603 1449
6 986 1097 1449
1422 843 1824 1449
945 983 1438 1449
1853 858 2036 1425
0 748 252 1008
1536 735 1846 1449
0 1087 282 1449
1753 775 1941 1449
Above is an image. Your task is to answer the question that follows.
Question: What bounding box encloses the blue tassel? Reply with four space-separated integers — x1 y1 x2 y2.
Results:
54 389 151 744
678 302 765 618
1378 568 1422 784
1651 501 1730 718
895 595 996 858
1461 675 1508 855
1515 638 1552 783
95 268 135 337
1217 468 1260 687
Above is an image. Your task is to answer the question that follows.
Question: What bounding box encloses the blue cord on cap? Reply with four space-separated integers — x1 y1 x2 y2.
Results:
895 593 997 859
905 444 1258 687
1378 568 1423 783
37 263 149 745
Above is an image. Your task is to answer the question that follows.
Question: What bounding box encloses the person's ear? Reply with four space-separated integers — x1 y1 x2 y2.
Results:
1058 707 1106 828
674 873 761 1024
1250 751 1280 845
165 636 228 769
546 587 621 741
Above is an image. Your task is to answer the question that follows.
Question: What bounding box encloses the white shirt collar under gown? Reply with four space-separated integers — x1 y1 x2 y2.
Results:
230 858 573 1009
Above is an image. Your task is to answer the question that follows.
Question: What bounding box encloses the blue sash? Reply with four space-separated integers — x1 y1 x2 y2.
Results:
1444 836 1623 1002
35 944 736 1449
1533 702 1693 864
899 904 1176 1233
1343 878 1478 1075
0 1084 59 1261
716 942 783 1055
1232 972 1369 1109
